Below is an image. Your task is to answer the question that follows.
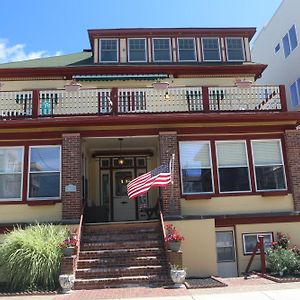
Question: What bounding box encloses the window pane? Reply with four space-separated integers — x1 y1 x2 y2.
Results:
101 40 117 62
289 25 298 51
244 235 257 254
282 33 291 58
129 39 146 62
182 168 212 193
0 148 23 173
255 165 286 190
29 173 60 198
178 39 196 61
0 174 22 199
219 167 250 192
226 38 244 61
153 39 171 61
290 81 299 107
252 140 282 165
202 38 220 61
180 142 211 168
217 247 235 262
30 147 60 172
217 141 248 167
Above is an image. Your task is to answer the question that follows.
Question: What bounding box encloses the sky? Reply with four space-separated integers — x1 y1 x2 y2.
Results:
0 0 282 63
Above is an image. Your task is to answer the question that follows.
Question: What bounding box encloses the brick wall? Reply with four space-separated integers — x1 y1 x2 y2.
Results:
284 130 300 211
159 131 181 217
62 133 82 221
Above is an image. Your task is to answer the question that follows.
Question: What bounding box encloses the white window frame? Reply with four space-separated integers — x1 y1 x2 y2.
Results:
179 141 214 195
242 232 273 255
127 38 147 63
201 37 221 62
282 25 298 59
251 139 287 192
216 231 236 263
0 146 24 201
152 38 172 62
290 77 300 107
177 37 197 62
99 38 119 63
225 37 245 62
27 145 61 200
216 140 251 194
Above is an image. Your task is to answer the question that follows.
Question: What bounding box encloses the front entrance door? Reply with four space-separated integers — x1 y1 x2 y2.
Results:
216 231 238 277
113 169 136 221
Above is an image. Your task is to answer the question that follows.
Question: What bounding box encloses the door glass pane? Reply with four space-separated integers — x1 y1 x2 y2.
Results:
216 231 235 262
115 171 132 196
101 173 110 209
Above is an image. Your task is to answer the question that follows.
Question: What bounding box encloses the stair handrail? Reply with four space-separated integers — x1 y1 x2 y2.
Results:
244 235 266 278
158 199 167 251
75 199 86 270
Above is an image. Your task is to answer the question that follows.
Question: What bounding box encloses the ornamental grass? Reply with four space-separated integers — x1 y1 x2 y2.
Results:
0 224 68 292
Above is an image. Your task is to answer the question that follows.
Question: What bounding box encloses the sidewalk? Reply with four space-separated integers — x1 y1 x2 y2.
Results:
1 276 300 300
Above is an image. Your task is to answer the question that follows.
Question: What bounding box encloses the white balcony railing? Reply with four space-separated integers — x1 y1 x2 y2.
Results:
0 85 285 120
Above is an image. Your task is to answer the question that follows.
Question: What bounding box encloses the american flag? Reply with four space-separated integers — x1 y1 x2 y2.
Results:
127 161 172 199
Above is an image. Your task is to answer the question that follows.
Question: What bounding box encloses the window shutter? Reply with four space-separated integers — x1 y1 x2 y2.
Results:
216 141 247 167
252 140 282 165
179 142 211 168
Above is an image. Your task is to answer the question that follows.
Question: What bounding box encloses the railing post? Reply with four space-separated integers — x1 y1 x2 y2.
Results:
32 90 40 118
258 235 266 274
111 88 118 115
202 86 209 113
279 85 288 111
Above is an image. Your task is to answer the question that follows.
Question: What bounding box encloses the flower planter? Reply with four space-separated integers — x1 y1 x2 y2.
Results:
59 274 75 293
63 247 75 257
170 269 186 288
168 241 181 252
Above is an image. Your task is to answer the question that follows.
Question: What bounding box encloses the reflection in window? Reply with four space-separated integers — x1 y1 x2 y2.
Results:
243 233 273 255
29 146 61 199
226 38 244 61
153 39 171 62
178 38 196 61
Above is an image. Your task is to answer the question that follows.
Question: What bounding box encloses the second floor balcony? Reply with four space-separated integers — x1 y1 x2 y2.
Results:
0 85 286 120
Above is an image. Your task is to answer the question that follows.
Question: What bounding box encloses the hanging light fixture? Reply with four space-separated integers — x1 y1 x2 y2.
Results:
117 138 125 166
152 79 169 90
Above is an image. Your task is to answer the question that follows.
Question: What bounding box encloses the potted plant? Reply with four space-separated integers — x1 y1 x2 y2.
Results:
165 224 184 252
60 234 78 256
170 264 187 288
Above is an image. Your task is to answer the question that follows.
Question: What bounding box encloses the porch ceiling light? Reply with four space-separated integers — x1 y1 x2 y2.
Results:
117 138 125 166
152 80 169 90
235 79 252 89
64 79 82 91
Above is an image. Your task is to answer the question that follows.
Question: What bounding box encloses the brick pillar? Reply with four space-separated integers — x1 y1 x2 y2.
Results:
62 133 82 221
159 131 181 217
284 130 300 211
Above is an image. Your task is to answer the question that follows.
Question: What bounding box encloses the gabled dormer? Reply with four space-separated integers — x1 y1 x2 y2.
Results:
88 28 256 64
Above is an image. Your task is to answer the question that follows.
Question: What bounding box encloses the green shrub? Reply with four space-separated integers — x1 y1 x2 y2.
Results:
266 246 300 276
0 224 68 292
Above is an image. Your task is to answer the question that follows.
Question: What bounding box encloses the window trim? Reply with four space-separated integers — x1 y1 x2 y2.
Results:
99 38 119 63
177 37 197 62
201 37 221 62
0 146 24 201
225 37 245 62
216 140 251 194
27 145 62 200
152 38 172 62
242 232 273 255
127 38 147 63
251 139 287 192
179 141 214 195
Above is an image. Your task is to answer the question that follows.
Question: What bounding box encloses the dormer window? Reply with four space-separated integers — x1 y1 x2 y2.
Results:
128 38 147 62
202 38 221 61
177 38 196 62
99 39 118 63
152 38 171 62
226 38 245 61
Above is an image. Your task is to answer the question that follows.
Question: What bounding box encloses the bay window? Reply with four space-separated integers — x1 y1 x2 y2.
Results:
179 141 213 194
216 141 250 193
0 147 23 200
28 146 61 199
251 140 286 191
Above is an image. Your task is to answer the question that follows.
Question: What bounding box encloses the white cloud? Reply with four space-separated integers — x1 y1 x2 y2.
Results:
0 39 62 63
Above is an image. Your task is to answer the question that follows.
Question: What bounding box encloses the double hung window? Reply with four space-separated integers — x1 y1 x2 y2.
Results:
152 38 171 62
282 25 298 58
128 38 147 62
226 38 245 61
243 233 273 255
177 38 196 61
202 38 221 61
99 39 118 62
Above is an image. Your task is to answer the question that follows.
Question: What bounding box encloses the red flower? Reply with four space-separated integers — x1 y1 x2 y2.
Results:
165 224 184 242
60 238 78 248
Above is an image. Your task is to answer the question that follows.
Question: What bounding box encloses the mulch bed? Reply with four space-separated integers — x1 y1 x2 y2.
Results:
254 272 300 283
184 276 227 289
0 284 57 296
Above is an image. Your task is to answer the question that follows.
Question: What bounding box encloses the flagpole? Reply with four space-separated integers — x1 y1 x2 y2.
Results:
170 153 175 204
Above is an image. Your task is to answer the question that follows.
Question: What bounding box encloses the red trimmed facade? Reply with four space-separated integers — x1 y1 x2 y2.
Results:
1 27 300 279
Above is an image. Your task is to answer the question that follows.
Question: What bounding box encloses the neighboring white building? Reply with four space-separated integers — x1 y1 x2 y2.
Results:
252 0 300 110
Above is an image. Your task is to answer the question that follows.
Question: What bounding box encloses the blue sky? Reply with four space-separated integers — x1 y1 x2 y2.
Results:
0 0 281 63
